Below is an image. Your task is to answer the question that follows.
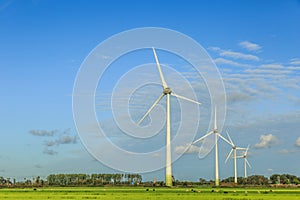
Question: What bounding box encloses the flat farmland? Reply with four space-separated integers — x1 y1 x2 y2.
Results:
1 187 300 200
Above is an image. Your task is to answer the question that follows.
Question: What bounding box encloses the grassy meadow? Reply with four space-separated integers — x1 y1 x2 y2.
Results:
1 187 300 200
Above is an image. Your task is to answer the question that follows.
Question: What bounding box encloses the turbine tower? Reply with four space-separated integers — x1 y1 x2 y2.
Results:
225 131 246 184
138 48 201 187
193 107 230 187
236 145 251 178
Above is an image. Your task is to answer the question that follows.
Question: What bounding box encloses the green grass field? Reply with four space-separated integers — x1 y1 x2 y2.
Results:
1 187 300 200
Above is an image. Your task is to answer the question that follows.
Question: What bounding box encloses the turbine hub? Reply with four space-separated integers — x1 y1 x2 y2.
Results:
163 87 172 94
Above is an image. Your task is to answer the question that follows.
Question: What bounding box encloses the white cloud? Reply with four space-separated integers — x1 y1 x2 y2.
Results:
208 46 259 61
100 55 112 60
245 68 292 75
278 148 300 154
254 134 279 149
295 137 300 147
175 143 199 154
45 140 56 147
29 129 58 137
152 153 161 157
290 58 300 65
43 149 58 155
214 58 249 67
239 41 262 52
56 135 78 145
287 66 300 71
260 64 285 69
258 63 300 74
207 46 221 52
226 92 253 103
220 50 260 61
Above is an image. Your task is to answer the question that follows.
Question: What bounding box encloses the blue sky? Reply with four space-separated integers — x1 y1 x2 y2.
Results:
0 0 300 181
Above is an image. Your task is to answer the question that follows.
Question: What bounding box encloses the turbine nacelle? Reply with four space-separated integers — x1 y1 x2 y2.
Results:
163 87 172 94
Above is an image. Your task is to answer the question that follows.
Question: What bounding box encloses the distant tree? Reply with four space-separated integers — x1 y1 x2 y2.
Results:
35 176 40 185
270 174 281 184
199 178 208 185
245 175 268 185
222 177 234 183
279 174 299 184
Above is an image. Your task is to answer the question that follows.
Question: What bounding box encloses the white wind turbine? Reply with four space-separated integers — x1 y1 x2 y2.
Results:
236 145 251 178
225 131 247 184
192 107 230 187
138 48 201 187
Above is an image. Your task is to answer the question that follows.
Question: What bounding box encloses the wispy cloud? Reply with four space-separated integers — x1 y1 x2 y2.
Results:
56 135 77 145
226 92 254 103
207 46 221 52
278 148 300 154
239 41 262 52
260 63 285 69
43 149 58 155
44 134 78 148
0 0 13 11
295 137 300 147
29 129 58 137
44 140 56 147
244 68 292 75
254 134 279 149
290 58 300 65
34 164 43 169
267 168 273 172
208 46 260 61
30 128 78 155
220 50 260 61
214 58 250 67
175 143 199 154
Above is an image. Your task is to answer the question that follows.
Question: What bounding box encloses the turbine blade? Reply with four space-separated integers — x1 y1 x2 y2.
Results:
192 131 214 144
226 130 234 146
137 93 165 125
214 106 217 130
245 158 252 169
225 149 233 163
171 93 201 105
152 48 168 89
218 134 231 146
245 144 250 156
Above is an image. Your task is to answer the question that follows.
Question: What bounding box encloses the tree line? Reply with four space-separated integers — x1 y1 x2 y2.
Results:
1 173 300 187
0 173 142 187
219 174 300 186
172 174 300 187
221 175 269 185
269 174 300 185
47 173 142 186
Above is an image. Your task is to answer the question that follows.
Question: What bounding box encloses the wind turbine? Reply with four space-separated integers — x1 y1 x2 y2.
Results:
192 107 230 187
236 145 251 178
225 131 247 184
137 48 201 187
